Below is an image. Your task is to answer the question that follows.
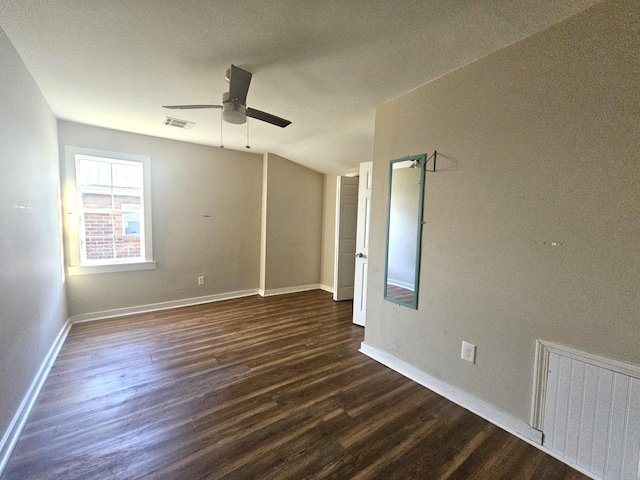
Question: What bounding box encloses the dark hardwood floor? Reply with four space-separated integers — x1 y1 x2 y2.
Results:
385 285 415 305
2 290 587 479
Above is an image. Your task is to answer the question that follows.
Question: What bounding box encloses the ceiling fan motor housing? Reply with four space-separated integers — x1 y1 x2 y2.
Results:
222 91 246 124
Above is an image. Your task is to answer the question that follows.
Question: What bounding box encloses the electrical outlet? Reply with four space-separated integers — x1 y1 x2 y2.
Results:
198 276 205 285
461 341 476 364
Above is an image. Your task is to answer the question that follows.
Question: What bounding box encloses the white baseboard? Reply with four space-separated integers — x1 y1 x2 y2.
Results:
359 342 543 445
70 289 260 323
259 284 323 297
70 286 332 323
319 284 333 294
0 318 72 475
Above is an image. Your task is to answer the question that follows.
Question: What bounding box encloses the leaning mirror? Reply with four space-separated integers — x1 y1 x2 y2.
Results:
384 154 426 309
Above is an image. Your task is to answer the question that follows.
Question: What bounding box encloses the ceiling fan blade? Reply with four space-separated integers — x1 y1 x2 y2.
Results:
162 104 222 110
227 65 252 105
246 108 291 128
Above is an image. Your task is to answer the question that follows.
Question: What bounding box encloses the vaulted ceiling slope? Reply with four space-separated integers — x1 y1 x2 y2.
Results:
0 0 601 173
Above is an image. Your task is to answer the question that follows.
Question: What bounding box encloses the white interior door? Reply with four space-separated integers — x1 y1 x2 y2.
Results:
333 176 359 301
353 161 372 326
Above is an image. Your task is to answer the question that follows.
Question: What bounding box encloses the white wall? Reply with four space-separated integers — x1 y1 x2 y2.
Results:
0 27 67 453
58 121 264 317
365 0 640 423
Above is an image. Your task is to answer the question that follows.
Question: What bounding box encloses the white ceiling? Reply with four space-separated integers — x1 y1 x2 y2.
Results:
0 0 600 174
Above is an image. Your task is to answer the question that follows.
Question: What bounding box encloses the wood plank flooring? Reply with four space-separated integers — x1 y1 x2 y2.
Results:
385 285 415 305
2 290 587 480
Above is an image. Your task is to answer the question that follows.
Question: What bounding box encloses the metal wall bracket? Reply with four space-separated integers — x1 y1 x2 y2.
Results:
424 150 437 172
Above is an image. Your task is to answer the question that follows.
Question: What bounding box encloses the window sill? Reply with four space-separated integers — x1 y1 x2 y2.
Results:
67 260 156 276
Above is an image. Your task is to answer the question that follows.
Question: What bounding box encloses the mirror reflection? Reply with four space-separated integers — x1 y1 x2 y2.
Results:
384 155 425 309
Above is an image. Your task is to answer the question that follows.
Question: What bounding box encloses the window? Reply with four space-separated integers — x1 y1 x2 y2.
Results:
123 213 141 236
65 147 155 275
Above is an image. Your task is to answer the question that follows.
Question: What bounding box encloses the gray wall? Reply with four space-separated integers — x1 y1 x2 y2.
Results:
59 123 326 316
261 153 324 291
0 28 68 446
59 121 264 316
365 0 640 423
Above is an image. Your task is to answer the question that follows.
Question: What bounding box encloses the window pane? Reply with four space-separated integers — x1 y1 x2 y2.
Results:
72 150 150 268
123 214 141 236
112 163 142 188
82 191 112 210
77 159 112 187
85 237 115 261
83 212 114 239
115 236 141 259
114 194 141 211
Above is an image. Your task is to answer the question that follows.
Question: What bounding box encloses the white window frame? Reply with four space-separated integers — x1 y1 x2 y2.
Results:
64 146 155 276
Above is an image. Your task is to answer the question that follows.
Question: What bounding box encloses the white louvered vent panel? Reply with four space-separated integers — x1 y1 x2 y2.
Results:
163 117 195 129
542 351 640 480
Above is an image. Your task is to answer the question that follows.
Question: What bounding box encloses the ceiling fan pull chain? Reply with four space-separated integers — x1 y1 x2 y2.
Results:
220 110 224 149
246 120 250 149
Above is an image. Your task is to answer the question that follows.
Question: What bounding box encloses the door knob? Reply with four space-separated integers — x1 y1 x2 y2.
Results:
355 253 364 258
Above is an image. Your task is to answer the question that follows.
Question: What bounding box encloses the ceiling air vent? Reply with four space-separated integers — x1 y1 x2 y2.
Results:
163 117 195 130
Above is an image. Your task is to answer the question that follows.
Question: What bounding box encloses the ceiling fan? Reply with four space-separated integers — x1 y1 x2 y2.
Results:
163 65 291 128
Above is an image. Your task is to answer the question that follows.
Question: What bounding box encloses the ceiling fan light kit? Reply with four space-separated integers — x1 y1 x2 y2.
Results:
222 91 246 124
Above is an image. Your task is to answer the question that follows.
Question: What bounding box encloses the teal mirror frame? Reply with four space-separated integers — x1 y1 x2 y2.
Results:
383 154 426 309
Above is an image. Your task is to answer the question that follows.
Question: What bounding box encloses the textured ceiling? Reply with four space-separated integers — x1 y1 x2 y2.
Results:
0 0 600 173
